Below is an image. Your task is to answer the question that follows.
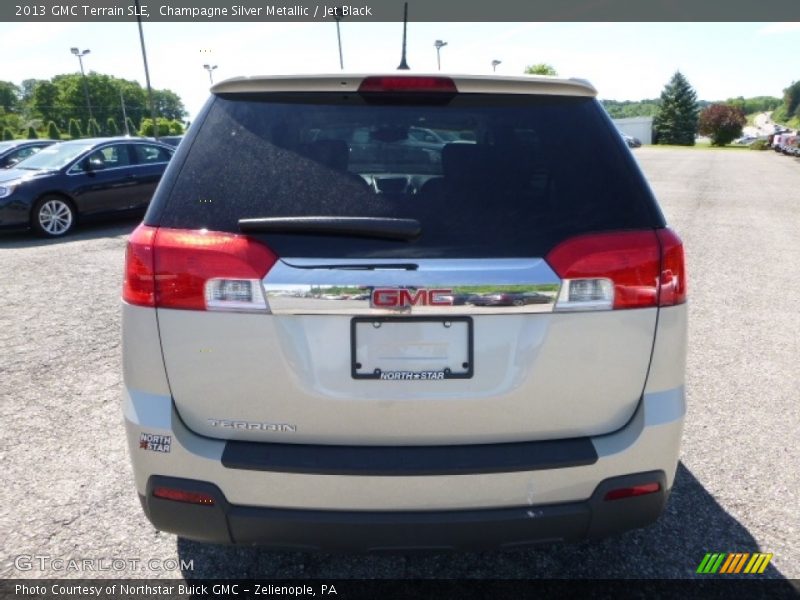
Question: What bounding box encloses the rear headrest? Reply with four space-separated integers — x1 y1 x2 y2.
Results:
303 140 349 171
441 143 488 183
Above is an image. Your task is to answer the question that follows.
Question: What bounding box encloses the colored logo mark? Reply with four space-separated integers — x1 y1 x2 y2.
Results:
696 552 773 574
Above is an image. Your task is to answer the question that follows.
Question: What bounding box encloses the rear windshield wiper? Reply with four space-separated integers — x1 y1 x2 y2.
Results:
238 216 421 241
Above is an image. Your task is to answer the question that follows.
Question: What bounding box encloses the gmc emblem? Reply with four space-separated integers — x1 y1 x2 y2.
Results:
371 288 454 308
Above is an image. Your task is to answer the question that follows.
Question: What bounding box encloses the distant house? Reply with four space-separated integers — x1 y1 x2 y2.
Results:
613 116 654 145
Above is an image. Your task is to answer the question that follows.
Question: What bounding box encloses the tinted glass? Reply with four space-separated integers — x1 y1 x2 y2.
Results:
15 143 94 170
153 93 662 258
133 144 171 164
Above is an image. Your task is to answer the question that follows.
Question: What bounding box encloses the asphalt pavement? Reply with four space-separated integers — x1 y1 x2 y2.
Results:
1 147 798 581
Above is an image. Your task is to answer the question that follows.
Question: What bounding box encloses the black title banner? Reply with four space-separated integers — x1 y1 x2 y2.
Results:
4 0 800 22
2 579 800 600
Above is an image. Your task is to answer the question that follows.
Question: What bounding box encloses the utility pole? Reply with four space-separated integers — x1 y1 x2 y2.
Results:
491 59 502 72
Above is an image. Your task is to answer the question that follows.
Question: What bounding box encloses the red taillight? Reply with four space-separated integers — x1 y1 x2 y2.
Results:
123 224 157 307
546 229 687 310
656 228 687 306
547 231 661 309
358 76 457 94
152 486 215 505
122 225 278 311
603 482 661 501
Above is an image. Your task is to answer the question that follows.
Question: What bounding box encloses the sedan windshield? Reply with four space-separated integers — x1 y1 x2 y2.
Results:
15 143 94 170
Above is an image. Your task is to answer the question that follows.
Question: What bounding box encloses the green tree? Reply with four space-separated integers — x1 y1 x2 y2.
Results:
2 127 15 141
0 81 20 113
138 117 173 136
698 103 746 146
782 80 800 118
653 71 698 145
168 119 184 135
26 126 38 139
106 117 119 136
524 63 558 76
602 99 661 119
725 95 782 115
29 81 61 125
68 118 82 139
152 89 188 121
47 121 61 140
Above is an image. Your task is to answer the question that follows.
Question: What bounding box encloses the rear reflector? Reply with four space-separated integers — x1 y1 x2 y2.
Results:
358 76 458 94
152 486 215 506
546 229 686 311
604 482 661 501
123 225 277 311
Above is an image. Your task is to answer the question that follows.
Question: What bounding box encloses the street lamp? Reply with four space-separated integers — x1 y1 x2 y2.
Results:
491 59 502 72
203 64 218 85
434 39 448 71
333 9 344 70
70 47 94 123
134 0 159 140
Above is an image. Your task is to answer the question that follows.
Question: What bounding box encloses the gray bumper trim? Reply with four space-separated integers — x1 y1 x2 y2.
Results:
141 471 667 550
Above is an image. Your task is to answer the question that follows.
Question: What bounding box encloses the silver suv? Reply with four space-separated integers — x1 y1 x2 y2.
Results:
122 74 687 550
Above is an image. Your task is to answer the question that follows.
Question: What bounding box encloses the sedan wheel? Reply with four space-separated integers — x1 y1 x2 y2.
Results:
34 197 75 237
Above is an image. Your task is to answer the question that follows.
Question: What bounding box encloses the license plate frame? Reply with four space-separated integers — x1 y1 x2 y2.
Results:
350 316 474 380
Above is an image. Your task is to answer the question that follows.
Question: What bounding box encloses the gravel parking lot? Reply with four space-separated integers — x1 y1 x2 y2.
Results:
1 147 799 581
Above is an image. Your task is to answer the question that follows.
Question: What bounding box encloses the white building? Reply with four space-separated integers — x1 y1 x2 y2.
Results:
612 116 654 145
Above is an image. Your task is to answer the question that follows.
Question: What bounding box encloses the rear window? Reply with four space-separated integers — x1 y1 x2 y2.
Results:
151 93 663 258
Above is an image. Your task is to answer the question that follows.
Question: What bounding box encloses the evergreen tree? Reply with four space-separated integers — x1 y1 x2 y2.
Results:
654 71 698 146
2 127 15 141
47 121 61 140
26 126 38 139
106 117 119 136
86 118 101 137
125 117 137 136
68 118 82 139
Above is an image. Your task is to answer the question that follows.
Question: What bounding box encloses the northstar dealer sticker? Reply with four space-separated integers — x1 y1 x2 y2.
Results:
139 433 172 453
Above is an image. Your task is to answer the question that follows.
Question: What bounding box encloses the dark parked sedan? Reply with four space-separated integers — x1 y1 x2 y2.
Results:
0 139 57 169
0 137 173 237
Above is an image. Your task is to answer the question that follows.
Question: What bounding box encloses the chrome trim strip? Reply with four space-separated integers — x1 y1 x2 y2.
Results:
263 258 560 315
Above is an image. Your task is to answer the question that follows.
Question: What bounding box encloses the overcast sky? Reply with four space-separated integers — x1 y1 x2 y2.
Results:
0 21 798 120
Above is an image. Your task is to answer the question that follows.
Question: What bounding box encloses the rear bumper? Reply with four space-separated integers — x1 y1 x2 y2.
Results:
141 471 668 550
124 384 684 547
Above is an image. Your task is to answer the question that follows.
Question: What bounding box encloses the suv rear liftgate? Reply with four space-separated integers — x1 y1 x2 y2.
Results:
123 74 687 549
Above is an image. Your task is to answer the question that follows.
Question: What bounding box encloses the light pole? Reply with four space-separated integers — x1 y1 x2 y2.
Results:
203 64 218 85
397 2 409 70
134 0 159 140
434 40 448 71
491 59 502 72
120 87 130 136
70 47 94 123
334 9 344 70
